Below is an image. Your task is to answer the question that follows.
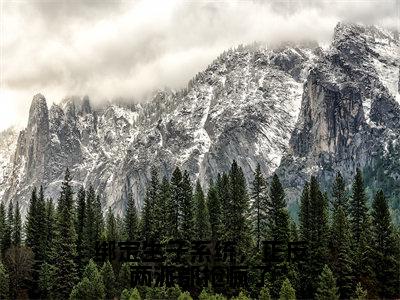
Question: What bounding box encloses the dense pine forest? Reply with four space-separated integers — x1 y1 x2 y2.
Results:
0 161 399 300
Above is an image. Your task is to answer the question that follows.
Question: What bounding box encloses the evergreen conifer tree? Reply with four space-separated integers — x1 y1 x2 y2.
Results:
180 170 195 243
12 201 21 246
279 278 296 300
207 181 222 241
0 261 9 300
53 169 78 298
0 202 5 256
371 190 399 298
194 180 210 240
315 265 339 300
101 260 116 300
250 164 268 249
170 167 183 238
76 187 86 273
106 207 118 241
125 193 139 241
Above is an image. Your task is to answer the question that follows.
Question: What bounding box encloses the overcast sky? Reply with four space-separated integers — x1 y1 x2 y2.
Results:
0 0 399 131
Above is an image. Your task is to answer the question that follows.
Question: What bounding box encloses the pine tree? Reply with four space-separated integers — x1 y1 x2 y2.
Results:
141 168 159 240
331 172 348 212
194 180 210 240
228 161 252 256
12 201 21 246
125 193 139 241
250 164 268 249
180 170 195 243
101 260 116 300
349 169 373 293
76 187 86 274
329 206 353 299
170 167 183 239
315 265 339 300
53 168 78 298
160 176 176 240
298 178 329 298
259 285 271 300
70 259 105 300
25 188 38 249
117 263 131 296
44 198 56 262
371 190 399 298
279 278 296 300
207 181 223 241
0 202 6 256
354 282 367 300
106 207 118 241
94 195 104 241
0 261 10 300
217 173 231 240
267 174 289 244
1 202 12 255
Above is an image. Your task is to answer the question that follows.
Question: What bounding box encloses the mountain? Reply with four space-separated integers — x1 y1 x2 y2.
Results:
0 23 399 219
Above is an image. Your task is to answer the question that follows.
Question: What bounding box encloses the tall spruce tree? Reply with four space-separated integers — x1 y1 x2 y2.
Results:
0 202 5 257
298 178 329 298
315 265 339 300
217 173 231 241
25 188 38 249
106 207 118 241
125 193 139 241
180 170 195 243
76 187 86 274
1 202 13 255
331 172 348 212
170 167 183 239
194 180 211 240
102 260 116 300
12 201 21 246
207 181 223 241
279 278 296 300
371 190 399 298
250 164 268 249
160 176 176 240
349 169 374 294
267 174 290 297
267 174 289 244
141 168 159 240
329 206 354 299
228 161 252 256
53 168 78 298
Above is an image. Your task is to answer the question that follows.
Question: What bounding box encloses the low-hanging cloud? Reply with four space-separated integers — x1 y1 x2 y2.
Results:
0 0 399 130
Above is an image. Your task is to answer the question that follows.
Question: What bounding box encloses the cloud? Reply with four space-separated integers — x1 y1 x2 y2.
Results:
0 0 399 131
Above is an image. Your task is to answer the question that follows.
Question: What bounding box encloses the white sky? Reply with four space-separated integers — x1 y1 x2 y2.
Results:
0 0 399 131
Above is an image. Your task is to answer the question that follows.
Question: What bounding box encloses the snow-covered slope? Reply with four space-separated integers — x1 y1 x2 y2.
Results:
0 23 398 217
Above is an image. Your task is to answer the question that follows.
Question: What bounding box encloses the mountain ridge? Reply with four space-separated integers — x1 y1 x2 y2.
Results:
0 22 399 219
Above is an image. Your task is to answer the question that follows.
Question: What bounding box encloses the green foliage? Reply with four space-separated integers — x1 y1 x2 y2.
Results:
250 164 268 249
259 285 271 300
106 207 118 241
207 181 223 241
12 201 21 246
178 291 193 300
141 167 160 240
0 262 10 300
353 282 367 300
315 265 339 300
118 263 132 295
101 261 116 300
180 170 195 243
279 278 296 300
231 291 250 300
125 193 139 241
199 289 227 300
371 190 399 298
70 259 105 300
53 169 78 298
194 180 211 239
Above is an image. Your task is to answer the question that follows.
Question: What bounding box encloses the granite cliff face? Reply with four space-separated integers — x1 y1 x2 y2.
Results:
0 23 399 217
